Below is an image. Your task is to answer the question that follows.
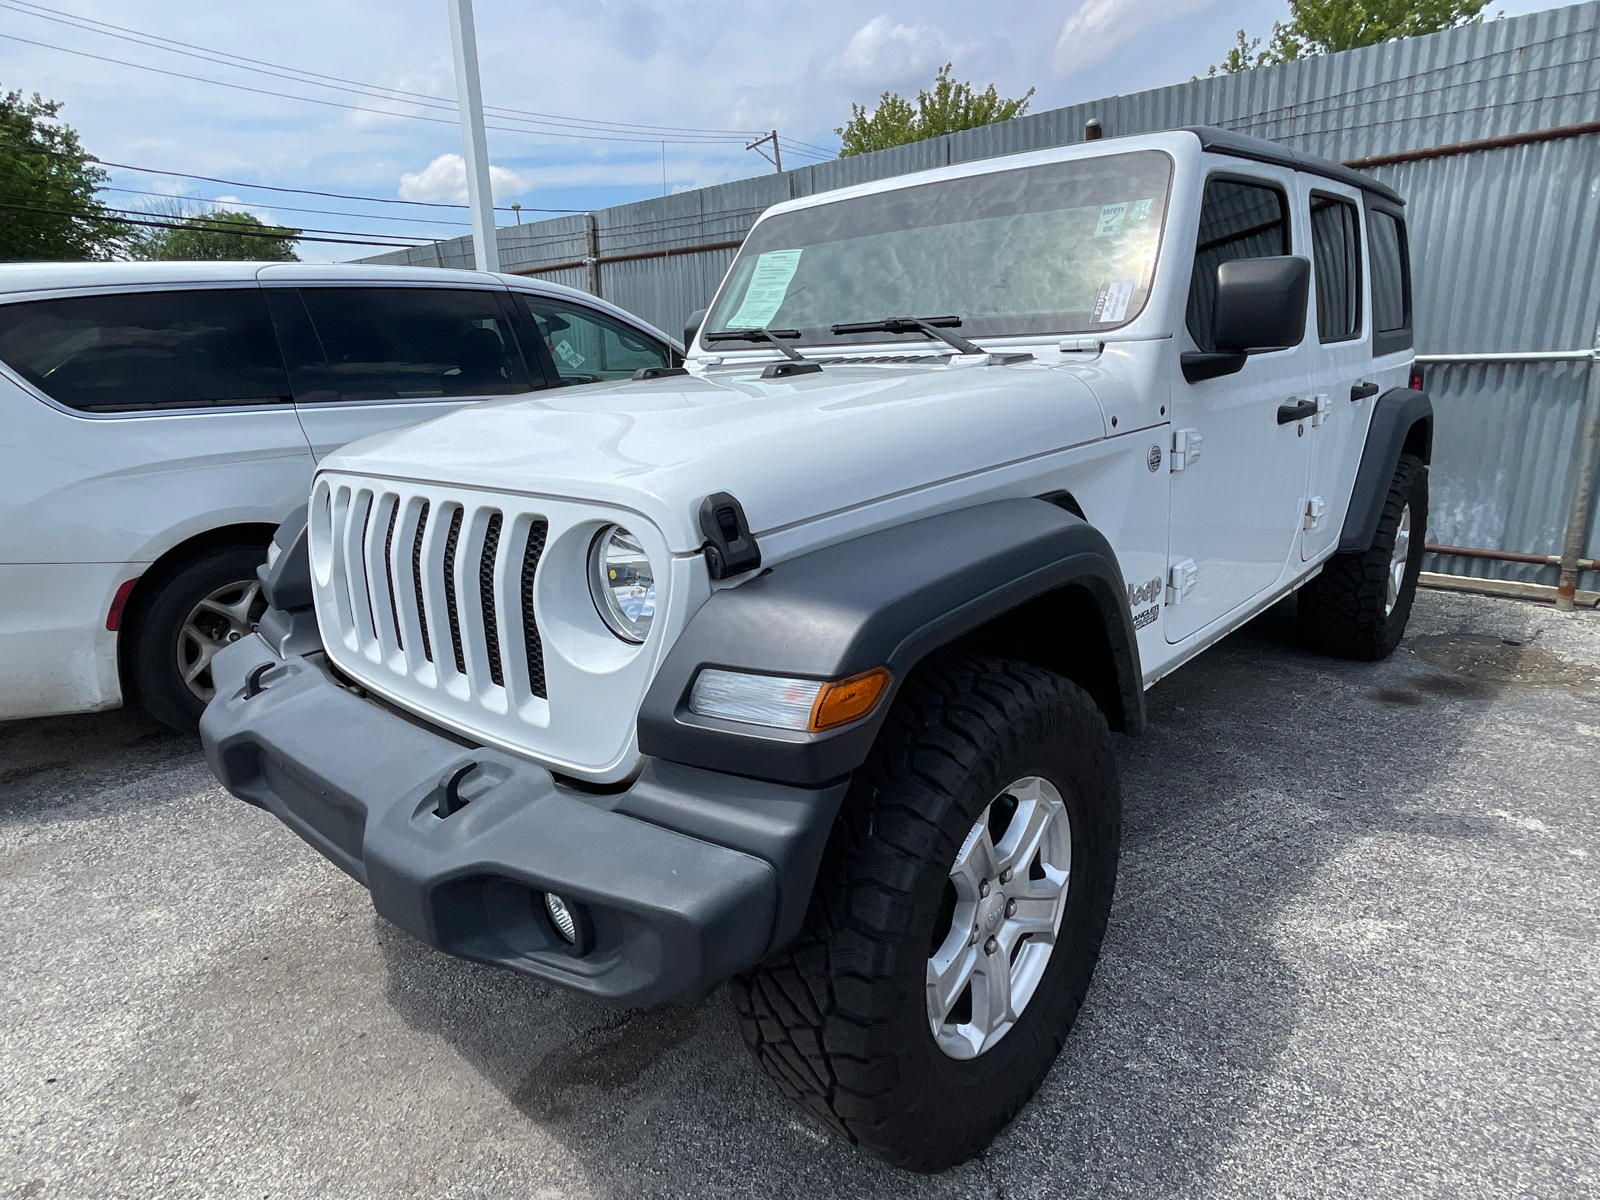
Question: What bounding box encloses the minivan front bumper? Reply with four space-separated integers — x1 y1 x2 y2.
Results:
199 634 847 1006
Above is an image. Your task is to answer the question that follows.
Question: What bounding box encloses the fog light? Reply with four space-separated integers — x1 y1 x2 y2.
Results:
544 892 577 944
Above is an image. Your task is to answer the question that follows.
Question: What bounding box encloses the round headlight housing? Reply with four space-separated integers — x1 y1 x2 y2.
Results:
587 525 655 643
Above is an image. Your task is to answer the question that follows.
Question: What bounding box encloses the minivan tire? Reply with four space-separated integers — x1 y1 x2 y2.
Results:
729 653 1121 1172
128 544 269 733
1298 452 1427 661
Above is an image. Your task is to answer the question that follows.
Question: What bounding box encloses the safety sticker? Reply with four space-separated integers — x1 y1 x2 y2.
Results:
728 248 804 328
1130 198 1154 220
1093 279 1137 324
554 339 586 368
1095 203 1128 237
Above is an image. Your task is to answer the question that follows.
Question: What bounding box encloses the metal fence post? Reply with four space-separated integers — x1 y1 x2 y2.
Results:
1557 331 1600 609
584 213 602 299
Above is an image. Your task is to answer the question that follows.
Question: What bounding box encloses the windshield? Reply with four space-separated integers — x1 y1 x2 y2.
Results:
705 150 1173 346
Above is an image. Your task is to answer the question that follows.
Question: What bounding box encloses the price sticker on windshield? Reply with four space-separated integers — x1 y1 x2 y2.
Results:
1095 203 1128 237
728 249 804 328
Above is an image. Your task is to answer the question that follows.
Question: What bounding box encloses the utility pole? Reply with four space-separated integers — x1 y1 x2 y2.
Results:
448 0 499 273
745 130 782 174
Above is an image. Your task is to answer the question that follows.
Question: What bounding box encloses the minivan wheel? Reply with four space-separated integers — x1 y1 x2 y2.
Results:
729 653 1121 1172
1298 452 1428 661
128 544 269 732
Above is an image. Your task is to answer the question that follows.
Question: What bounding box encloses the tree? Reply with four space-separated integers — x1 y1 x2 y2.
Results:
1210 0 1489 74
131 206 301 262
836 64 1035 157
0 86 127 261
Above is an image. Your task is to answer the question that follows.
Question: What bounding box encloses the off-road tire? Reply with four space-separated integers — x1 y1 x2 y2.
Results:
1298 452 1427 661
128 544 268 733
728 653 1121 1172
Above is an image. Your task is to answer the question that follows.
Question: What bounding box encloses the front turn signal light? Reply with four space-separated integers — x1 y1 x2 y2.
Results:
810 667 892 731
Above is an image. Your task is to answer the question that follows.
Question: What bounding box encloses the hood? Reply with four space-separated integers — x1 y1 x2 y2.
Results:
320 361 1107 553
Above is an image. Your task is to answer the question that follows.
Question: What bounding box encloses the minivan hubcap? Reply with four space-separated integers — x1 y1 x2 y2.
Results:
926 776 1072 1060
177 580 266 702
1387 503 1412 617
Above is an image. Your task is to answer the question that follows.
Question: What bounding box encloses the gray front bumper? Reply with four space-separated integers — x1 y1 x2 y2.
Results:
200 634 846 1006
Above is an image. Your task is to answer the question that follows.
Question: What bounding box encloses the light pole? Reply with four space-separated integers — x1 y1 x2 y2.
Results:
448 0 499 273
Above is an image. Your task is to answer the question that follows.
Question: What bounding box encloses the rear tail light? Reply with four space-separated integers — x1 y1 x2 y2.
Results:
1409 365 1425 391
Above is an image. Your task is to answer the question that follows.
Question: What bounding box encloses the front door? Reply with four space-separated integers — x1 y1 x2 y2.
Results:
1166 170 1313 643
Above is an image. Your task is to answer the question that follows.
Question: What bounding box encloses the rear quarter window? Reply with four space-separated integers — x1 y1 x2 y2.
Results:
0 288 291 413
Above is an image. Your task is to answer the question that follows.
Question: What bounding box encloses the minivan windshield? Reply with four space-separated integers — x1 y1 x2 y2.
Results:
705 150 1173 346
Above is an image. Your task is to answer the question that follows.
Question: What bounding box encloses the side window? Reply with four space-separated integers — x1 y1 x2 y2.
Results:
297 287 532 403
0 288 290 413
1310 193 1362 342
1186 177 1292 352
520 296 670 385
1369 208 1413 352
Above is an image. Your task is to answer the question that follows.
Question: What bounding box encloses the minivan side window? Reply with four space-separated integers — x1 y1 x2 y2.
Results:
0 288 291 413
1310 193 1362 342
1186 177 1292 353
298 287 533 403
520 296 671 384
1369 208 1413 353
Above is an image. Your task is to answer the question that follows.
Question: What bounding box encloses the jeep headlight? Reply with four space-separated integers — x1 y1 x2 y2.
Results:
587 525 655 643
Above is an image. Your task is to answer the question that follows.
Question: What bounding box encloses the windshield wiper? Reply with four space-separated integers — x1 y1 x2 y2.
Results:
830 315 984 355
701 327 822 377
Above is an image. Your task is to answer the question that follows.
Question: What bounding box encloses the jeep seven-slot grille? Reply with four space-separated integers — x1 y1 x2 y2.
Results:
324 484 550 709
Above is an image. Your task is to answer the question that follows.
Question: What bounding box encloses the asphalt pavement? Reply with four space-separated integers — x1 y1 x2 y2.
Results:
2 589 1596 1200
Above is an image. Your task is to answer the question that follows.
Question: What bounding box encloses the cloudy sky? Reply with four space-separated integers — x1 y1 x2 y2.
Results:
0 0 1555 260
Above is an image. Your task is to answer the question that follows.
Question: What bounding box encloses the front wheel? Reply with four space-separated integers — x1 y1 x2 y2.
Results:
729 654 1121 1172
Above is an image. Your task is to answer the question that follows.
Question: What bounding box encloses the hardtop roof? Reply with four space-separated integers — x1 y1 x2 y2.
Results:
1186 126 1403 205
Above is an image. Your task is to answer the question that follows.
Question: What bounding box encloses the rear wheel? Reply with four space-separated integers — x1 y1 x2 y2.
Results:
128 544 269 732
1298 452 1427 660
729 653 1121 1172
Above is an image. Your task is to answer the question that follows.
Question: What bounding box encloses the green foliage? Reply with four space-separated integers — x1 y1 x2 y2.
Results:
1209 0 1489 75
0 86 127 261
836 64 1035 157
130 205 301 262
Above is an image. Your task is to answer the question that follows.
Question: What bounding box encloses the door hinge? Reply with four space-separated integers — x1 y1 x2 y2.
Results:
1311 393 1331 427
1303 496 1326 530
1171 428 1203 472
1168 558 1198 605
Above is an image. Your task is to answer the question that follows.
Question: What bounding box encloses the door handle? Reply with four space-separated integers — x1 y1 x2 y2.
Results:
1351 381 1380 402
1277 398 1318 424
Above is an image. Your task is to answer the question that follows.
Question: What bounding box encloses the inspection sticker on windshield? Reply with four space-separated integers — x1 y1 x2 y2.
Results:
554 339 586 368
1095 203 1128 237
1130 198 1154 220
1093 280 1137 324
728 248 804 328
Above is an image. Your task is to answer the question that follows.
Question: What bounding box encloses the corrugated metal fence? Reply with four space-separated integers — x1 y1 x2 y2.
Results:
364 1 1600 586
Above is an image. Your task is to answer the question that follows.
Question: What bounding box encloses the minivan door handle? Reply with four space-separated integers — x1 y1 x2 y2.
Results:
1351 381 1380 402
1277 398 1318 424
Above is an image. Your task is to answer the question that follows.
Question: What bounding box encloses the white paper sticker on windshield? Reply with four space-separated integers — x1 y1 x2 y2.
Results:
554 339 586 368
728 248 804 328
1095 203 1128 237
1095 280 1136 324
1130 198 1154 220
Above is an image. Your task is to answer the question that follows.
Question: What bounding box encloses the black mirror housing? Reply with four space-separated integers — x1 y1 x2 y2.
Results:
1214 256 1310 353
684 308 707 353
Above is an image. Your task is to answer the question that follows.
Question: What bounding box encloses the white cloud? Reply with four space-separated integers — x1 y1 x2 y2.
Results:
210 194 279 226
1051 0 1217 77
836 15 954 83
398 154 528 203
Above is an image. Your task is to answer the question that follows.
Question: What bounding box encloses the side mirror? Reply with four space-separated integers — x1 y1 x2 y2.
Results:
1182 256 1310 383
684 308 707 353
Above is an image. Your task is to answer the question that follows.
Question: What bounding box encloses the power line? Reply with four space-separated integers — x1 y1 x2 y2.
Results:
0 199 426 247
4 0 778 141
99 185 474 227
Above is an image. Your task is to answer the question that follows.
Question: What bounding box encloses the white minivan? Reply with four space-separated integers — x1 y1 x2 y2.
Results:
0 261 680 730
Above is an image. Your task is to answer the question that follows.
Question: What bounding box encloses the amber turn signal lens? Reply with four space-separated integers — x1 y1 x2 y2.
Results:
809 667 892 731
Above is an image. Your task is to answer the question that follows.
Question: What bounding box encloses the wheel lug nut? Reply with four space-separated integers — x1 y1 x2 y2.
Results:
979 879 990 898
1006 899 1017 917
1000 868 1012 884
984 936 998 955
968 928 978 946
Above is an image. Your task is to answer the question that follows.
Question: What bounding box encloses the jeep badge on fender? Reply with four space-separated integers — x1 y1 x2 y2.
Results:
199 126 1428 1173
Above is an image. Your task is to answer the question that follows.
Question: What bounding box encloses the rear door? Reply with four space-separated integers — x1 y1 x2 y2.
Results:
1166 169 1314 643
267 284 544 460
1300 179 1373 561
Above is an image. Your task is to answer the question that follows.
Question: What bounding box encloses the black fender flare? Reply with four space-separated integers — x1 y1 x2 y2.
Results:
637 498 1144 787
1339 387 1433 553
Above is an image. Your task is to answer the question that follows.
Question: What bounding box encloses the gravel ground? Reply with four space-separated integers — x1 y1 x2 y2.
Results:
2 589 1596 1200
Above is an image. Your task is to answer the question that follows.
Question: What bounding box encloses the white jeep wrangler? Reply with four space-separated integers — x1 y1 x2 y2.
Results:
200 126 1431 1171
